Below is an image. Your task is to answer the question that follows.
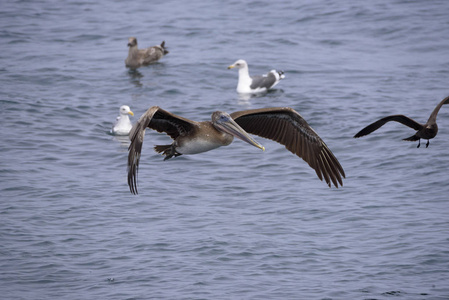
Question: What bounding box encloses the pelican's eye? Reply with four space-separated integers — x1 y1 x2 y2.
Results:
219 115 230 122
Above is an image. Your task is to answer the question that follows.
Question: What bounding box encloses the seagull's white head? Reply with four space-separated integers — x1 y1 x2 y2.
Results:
228 59 248 70
119 105 134 116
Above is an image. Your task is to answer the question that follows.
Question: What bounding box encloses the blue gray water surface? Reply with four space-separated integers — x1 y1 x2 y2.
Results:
1 0 449 299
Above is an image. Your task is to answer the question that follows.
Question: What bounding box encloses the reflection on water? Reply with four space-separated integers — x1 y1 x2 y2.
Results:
237 91 270 103
127 69 143 87
237 89 285 104
237 92 257 103
113 134 131 148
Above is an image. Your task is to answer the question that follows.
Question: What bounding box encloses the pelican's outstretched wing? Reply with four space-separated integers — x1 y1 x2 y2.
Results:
128 106 197 194
231 107 345 188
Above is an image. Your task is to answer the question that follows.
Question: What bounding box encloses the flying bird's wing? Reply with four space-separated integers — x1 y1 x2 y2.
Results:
427 95 449 124
353 115 423 138
230 107 345 188
128 106 197 194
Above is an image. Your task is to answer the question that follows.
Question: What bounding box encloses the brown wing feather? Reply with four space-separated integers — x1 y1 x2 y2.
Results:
231 107 345 188
141 46 163 64
353 115 423 138
128 106 197 194
428 95 449 124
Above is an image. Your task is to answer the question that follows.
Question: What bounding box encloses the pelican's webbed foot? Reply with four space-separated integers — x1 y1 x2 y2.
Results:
162 145 182 161
163 151 182 161
154 144 182 160
426 140 430 148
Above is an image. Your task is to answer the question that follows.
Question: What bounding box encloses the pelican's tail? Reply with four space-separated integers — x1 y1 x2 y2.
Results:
154 144 181 160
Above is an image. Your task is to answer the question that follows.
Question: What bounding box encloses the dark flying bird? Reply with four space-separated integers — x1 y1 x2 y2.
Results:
125 37 169 69
228 59 285 94
354 95 449 148
127 107 345 194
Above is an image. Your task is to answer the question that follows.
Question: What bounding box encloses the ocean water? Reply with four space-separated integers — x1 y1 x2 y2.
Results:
1 0 449 299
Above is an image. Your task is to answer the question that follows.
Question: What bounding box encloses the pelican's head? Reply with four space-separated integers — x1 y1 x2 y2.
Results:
127 37 137 47
212 111 265 151
228 59 248 70
119 105 134 116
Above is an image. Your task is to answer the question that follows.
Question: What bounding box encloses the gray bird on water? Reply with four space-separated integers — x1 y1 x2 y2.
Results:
125 37 169 69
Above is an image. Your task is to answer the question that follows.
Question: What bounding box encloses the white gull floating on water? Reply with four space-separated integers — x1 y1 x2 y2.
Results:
111 105 134 135
228 59 285 94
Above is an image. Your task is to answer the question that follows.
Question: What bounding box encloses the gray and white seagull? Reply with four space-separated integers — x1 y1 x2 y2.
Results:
228 59 285 94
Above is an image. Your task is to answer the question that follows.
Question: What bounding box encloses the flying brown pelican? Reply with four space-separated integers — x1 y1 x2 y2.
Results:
127 107 345 194
125 37 169 69
354 95 449 148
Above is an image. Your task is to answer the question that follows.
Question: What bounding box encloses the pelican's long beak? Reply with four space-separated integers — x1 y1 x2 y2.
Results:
128 110 134 116
227 64 235 69
218 118 265 151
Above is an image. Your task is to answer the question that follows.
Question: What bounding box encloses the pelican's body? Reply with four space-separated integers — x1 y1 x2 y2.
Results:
228 59 285 94
354 96 449 148
111 105 134 135
175 124 233 154
125 37 169 69
127 107 345 194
